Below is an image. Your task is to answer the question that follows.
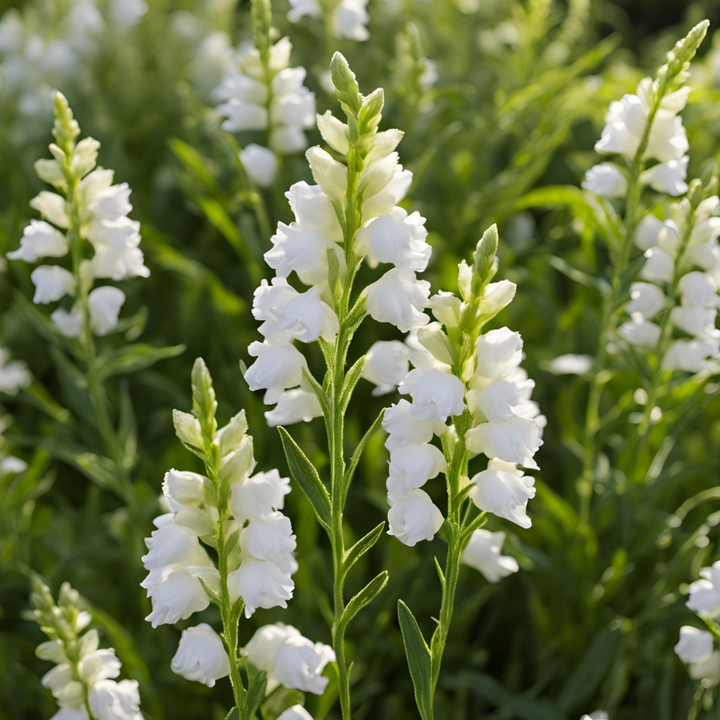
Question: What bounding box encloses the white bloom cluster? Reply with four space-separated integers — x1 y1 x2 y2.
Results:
32 581 143 720
245 623 335 696
0 2 146 138
6 94 149 339
0 347 32 396
383 247 544 547
619 197 720 371
245 73 430 425
214 36 316 186
141 411 298 622
583 78 690 198
288 0 370 42
675 561 720 686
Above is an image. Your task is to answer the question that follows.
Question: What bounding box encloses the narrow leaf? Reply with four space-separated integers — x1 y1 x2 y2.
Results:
343 409 384 500
398 600 434 720
340 571 388 629
278 427 332 530
340 355 365 412
96 343 185 381
243 670 267 720
344 522 385 573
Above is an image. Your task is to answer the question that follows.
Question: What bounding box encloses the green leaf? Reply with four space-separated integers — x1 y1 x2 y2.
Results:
96 343 185 381
117 382 137 472
342 409 384 501
243 669 267 720
398 600 434 720
168 137 218 193
49 346 95 426
302 367 331 417
339 355 365 412
38 438 120 494
278 427 332 531
340 571 388 628
343 522 385 573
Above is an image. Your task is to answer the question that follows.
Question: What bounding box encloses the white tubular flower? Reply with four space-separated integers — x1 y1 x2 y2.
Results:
468 379 524 422
230 469 291 522
245 341 308 404
0 348 32 395
51 308 83 338
288 0 369 41
7 220 68 262
479 280 517 315
363 166 413 221
582 163 628 198
265 389 322 427
88 286 125 336
387 489 444 546
680 272 720 307
88 679 142 720
475 328 523 379
687 562 720 618
663 338 718 372
626 282 665 319
245 623 300 673
546 354 593 375
361 340 411 395
31 265 75 304
461 529 519 583
468 459 536 528
240 144 278 188
242 512 297 564
689 652 720 685
640 247 675 283
387 443 446 501
277 707 315 720
356 207 431 271
274 636 336 694
382 399 445 450
465 416 542 470
171 624 230 687
265 223 334 286
618 317 662 347
642 156 689 196
398 368 466 422
141 517 201 569
50 708 90 720
672 306 717 336
228 558 295 617
365 268 430 332
163 470 206 508
285 181 343 243
675 626 714 665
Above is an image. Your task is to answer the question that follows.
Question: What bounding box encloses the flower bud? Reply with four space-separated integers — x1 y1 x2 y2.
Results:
173 410 204 449
306 147 347 203
317 111 350 154
163 470 207 508
88 286 125 336
479 280 516 315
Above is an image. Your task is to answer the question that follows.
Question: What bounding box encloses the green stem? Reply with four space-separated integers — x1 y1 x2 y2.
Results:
687 684 705 720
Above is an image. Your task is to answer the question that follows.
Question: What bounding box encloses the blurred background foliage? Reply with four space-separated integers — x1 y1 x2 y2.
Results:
2 0 720 718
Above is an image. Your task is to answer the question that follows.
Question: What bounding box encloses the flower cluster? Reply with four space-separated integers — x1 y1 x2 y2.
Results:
142 409 297 623
0 346 32 396
675 561 720 686
245 623 335 696
287 0 370 42
383 228 544 547
6 93 149 339
214 32 315 187
31 578 143 720
583 77 690 198
619 191 720 371
245 55 431 425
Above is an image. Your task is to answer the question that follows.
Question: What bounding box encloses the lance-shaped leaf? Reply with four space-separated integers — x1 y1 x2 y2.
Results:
343 522 385 574
278 427 331 531
340 571 388 629
398 600 434 720
243 669 268 720
96 343 185 382
343 408 384 501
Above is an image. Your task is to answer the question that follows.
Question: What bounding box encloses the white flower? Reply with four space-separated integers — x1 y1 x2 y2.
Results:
245 341 308 404
141 518 200 569
31 265 75 304
468 378 525 422
0 348 32 395
333 0 370 41
265 389 323 427
228 559 295 617
582 163 627 198
355 207 430 271
285 182 343 243
618 316 661 347
475 328 523 379
230 469 291 522
171 624 230 687
88 679 142 720
242 512 296 564
672 306 717 336
365 268 430 332
51 708 90 720
640 247 674 283
387 489 444 546
240 144 278 188
461 529 519 582
626 282 665 319
398 368 466 421
7 220 68 262
216 95 268 133
465 416 542 470
111 0 148 26
361 340 411 395
663 338 718 372
274 636 336 694
635 214 666 251
41 664 85 707
689 651 720 684
680 272 720 307
479 280 517 315
546 353 592 375
1 456 29 474
265 223 333 286
675 626 714 665
642 156 689 196
362 166 413 220
687 562 720 618
163 470 206 508
468 459 535 528
29 191 70 228
306 146 348 202
88 286 125 336
245 623 301 673
51 308 82 338
277 707 315 720
382 399 445 450
387 443 446 501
